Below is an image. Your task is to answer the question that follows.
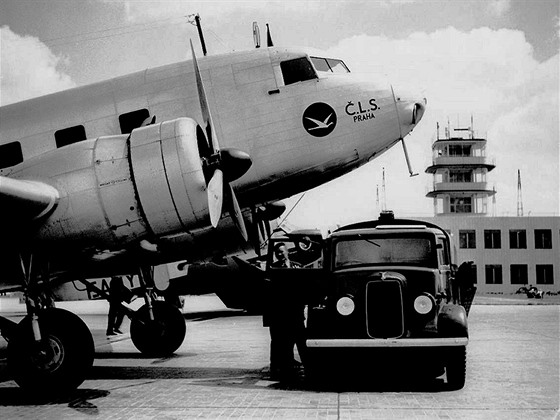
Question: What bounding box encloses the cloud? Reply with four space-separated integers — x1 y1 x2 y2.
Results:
285 26 558 228
0 26 76 105
487 0 512 17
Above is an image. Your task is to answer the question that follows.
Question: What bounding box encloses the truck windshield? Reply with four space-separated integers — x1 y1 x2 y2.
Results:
334 236 435 268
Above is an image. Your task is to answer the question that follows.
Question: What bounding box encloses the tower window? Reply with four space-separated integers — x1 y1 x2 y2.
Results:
450 197 472 213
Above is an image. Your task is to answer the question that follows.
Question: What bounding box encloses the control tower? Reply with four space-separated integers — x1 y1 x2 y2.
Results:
426 120 496 215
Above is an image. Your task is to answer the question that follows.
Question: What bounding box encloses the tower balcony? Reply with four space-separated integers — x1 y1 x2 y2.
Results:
426 156 496 173
426 181 496 198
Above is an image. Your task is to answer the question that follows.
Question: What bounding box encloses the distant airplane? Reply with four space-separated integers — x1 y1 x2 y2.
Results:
0 33 426 393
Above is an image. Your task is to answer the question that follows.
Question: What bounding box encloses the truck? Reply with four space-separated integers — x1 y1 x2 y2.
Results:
264 212 476 389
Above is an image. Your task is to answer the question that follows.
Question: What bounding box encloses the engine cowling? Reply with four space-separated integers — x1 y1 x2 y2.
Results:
128 118 209 236
35 118 210 249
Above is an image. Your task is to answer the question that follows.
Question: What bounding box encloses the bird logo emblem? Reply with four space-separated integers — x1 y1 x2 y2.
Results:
302 102 337 137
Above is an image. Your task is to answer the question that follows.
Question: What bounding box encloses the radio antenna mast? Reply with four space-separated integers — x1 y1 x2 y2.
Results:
517 169 524 216
187 14 207 56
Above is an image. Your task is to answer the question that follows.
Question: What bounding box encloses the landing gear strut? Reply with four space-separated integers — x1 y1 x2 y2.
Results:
129 265 186 356
4 253 94 393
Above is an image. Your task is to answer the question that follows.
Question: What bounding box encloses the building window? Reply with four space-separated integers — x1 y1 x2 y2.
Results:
450 197 472 213
484 230 501 249
55 125 87 148
449 170 473 183
485 265 503 284
509 230 527 249
280 57 317 86
448 144 472 157
0 141 24 169
119 108 151 135
510 264 528 285
459 230 476 249
536 265 554 285
534 229 552 249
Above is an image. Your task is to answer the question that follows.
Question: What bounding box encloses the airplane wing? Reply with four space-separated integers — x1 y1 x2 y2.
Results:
0 176 59 221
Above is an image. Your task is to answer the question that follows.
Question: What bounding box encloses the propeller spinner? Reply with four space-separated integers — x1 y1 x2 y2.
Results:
190 41 252 240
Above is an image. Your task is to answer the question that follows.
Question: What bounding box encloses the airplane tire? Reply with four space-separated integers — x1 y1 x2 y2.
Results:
130 301 186 356
7 308 94 394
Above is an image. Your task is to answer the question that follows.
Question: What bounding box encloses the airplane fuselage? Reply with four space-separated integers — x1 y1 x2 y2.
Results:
0 46 425 278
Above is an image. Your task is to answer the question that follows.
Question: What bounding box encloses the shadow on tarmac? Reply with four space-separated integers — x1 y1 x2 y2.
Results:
0 387 109 415
87 364 449 393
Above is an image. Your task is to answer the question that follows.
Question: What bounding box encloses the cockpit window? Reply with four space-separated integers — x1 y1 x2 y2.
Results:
280 57 317 85
311 57 350 74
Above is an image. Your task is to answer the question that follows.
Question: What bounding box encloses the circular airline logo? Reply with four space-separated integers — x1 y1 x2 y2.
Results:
302 102 337 137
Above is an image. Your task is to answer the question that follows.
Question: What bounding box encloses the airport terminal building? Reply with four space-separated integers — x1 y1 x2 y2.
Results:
420 124 559 294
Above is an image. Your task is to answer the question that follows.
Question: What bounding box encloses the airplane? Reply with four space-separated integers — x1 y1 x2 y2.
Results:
0 26 426 393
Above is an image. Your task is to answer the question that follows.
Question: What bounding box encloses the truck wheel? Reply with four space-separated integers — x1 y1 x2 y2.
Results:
446 346 466 390
130 301 186 356
8 308 94 394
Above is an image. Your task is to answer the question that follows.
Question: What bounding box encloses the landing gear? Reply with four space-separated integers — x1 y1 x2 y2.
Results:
7 308 94 393
130 300 186 356
129 265 186 356
3 252 94 394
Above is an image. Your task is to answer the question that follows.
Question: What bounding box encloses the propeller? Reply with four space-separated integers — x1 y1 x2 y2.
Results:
190 41 252 240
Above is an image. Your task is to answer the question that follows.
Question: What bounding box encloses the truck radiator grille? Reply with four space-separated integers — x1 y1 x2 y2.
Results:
366 280 405 338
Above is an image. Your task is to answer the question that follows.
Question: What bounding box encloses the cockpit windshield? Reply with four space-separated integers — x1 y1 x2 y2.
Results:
311 57 350 74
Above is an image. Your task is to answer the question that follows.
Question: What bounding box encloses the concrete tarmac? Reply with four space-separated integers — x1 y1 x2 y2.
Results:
0 297 558 419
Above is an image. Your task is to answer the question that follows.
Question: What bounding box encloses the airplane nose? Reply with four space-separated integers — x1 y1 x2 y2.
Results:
391 84 427 128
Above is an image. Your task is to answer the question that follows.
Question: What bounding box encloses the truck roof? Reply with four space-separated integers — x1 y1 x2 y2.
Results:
331 218 449 239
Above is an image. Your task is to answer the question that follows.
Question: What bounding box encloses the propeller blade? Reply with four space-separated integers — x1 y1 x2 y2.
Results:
225 184 248 241
190 39 219 154
207 169 224 228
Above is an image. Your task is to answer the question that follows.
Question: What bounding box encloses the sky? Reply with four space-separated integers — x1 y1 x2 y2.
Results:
1 0 558 230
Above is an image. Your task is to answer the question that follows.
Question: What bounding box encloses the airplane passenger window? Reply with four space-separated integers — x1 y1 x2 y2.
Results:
0 141 23 169
119 108 150 134
280 57 317 85
55 125 87 148
311 57 350 74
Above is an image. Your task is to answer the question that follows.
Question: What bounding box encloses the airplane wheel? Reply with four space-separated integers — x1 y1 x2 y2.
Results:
130 301 186 356
7 308 94 394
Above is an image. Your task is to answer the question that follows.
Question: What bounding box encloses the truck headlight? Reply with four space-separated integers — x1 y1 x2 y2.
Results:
414 294 435 315
336 296 355 316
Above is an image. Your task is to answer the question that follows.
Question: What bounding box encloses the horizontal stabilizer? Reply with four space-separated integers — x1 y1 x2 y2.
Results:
0 176 59 220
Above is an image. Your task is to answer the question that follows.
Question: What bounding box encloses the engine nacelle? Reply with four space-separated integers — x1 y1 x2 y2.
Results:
33 118 210 248
128 118 209 236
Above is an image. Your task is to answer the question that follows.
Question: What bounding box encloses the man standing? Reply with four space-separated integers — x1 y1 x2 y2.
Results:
106 276 132 336
266 242 307 380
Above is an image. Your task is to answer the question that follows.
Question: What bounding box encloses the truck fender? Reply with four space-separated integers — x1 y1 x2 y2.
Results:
438 303 468 338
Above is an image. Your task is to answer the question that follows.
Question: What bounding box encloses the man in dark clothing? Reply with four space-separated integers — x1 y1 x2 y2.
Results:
266 243 307 380
106 276 132 336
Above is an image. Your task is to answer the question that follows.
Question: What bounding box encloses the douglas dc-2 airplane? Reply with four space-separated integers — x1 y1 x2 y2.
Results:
0 28 426 393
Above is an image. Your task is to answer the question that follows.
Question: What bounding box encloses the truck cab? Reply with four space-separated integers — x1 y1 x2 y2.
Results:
266 212 476 389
